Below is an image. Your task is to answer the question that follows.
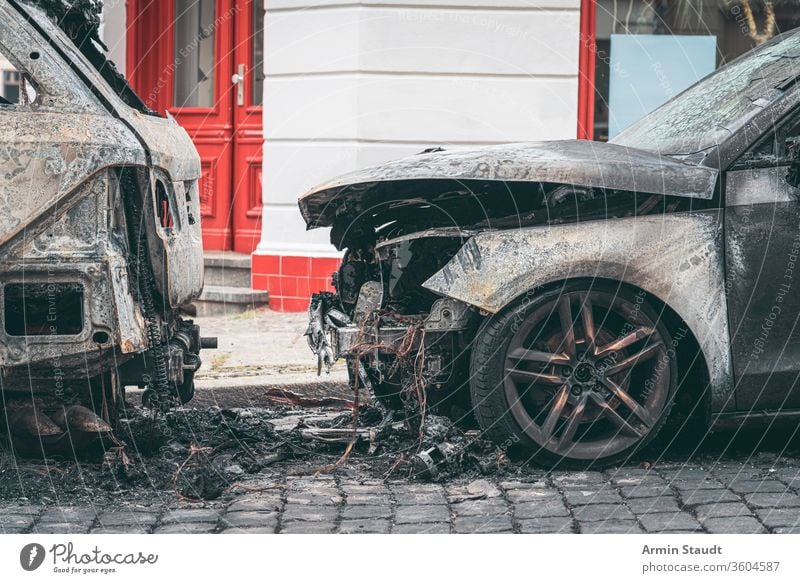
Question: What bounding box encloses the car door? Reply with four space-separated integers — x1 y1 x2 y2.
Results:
726 110 800 411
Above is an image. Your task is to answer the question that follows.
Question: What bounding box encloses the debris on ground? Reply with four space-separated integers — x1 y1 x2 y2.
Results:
0 397 513 505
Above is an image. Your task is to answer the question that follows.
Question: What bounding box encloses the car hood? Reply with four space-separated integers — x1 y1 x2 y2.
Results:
299 140 718 230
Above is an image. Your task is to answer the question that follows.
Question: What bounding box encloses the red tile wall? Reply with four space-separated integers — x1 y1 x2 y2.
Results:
251 253 341 311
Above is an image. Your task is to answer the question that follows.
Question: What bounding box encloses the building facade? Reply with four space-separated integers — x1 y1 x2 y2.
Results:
85 1 800 309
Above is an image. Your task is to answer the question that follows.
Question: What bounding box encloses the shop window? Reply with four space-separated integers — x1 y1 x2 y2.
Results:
590 0 800 142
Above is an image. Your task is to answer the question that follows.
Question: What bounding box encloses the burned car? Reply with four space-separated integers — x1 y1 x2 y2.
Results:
0 0 211 454
304 29 800 468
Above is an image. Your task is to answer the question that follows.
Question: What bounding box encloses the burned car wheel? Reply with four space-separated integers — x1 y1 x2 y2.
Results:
470 282 677 469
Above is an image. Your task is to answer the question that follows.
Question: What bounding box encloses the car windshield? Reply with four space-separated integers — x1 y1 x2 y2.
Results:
612 31 800 157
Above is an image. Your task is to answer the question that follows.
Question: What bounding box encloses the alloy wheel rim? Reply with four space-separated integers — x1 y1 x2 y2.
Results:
502 290 670 460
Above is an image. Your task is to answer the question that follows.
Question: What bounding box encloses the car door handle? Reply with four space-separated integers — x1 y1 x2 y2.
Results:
231 64 245 106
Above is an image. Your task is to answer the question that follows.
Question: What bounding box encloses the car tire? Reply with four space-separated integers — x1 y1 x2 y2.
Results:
469 281 678 469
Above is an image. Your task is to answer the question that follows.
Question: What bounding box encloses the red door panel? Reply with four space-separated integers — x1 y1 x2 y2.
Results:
231 0 264 253
127 0 261 253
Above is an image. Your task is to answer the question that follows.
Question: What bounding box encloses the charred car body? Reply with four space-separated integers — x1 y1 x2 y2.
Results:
304 30 800 468
0 0 211 453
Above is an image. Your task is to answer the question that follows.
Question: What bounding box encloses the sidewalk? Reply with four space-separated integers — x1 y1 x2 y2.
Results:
191 308 350 408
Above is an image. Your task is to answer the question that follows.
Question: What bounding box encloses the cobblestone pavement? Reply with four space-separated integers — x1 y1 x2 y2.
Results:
3 457 800 534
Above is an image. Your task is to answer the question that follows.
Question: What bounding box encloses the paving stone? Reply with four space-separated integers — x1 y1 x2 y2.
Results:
392 522 451 534
90 527 151 534
39 507 99 523
744 492 800 508
620 485 673 498
285 493 342 506
153 523 218 534
514 500 570 519
573 504 634 522
1 527 29 534
625 497 681 514
389 484 446 495
563 489 623 506
606 469 665 487
517 517 574 533
453 514 513 534
282 505 338 522
505 488 561 504
341 505 392 520
221 511 279 529
395 504 451 524
161 509 222 524
754 508 800 529
226 496 282 513
451 499 508 518
32 523 91 534
0 505 40 516
639 513 702 532
773 527 800 533
221 527 278 533
551 472 608 487
339 519 391 534
97 513 158 527
667 478 724 490
579 520 644 534
702 517 767 534
728 480 787 494
681 489 739 505
340 484 390 495
694 503 752 521
500 480 548 490
279 521 335 534
393 492 447 506
2 515 36 527
344 494 393 506
447 480 502 503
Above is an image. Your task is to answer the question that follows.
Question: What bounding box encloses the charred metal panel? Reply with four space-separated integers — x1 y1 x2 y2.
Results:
724 166 800 411
299 140 719 228
144 172 205 307
423 211 734 411
0 114 145 250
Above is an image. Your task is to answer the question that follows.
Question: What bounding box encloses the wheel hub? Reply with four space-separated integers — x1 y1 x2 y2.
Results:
573 362 596 384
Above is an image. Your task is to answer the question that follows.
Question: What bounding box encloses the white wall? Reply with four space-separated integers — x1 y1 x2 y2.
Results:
101 0 127 76
259 0 581 257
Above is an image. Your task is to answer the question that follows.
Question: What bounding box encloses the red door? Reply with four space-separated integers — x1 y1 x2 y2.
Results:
127 0 264 253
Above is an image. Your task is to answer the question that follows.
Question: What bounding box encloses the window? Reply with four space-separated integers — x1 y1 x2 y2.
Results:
589 0 800 142
174 0 216 108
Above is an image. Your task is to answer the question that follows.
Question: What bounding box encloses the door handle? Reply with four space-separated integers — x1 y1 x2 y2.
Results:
232 64 245 106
